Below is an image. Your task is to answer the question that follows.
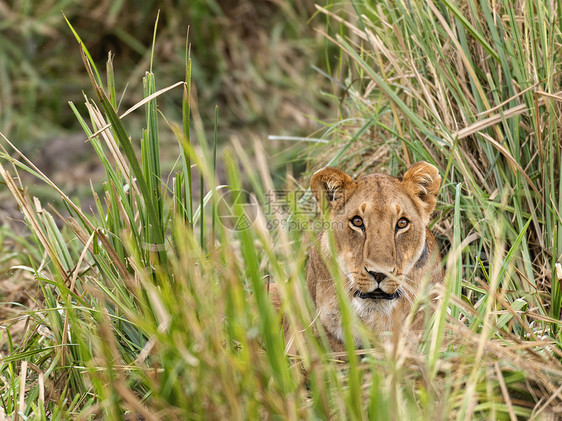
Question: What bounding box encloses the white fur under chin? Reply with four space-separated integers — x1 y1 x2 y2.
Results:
333 299 397 346
351 296 397 318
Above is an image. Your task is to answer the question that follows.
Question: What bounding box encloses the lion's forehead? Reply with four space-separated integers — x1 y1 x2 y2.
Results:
344 175 416 217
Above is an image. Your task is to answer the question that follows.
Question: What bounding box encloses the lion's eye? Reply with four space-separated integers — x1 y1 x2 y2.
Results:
396 217 409 229
350 216 364 228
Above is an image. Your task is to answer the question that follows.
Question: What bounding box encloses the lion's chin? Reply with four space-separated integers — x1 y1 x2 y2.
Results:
353 289 401 301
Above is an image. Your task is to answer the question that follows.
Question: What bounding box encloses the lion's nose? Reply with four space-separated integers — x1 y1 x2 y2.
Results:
365 268 388 283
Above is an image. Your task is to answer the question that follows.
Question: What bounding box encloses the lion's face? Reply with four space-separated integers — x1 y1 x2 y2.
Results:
311 162 441 314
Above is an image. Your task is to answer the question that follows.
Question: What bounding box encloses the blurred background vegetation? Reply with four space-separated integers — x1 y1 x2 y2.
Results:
0 0 336 173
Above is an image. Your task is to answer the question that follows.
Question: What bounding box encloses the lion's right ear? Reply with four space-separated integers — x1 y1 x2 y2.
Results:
310 167 356 210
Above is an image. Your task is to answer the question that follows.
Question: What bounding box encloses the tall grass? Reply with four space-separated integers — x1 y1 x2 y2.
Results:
0 0 561 419
317 0 561 326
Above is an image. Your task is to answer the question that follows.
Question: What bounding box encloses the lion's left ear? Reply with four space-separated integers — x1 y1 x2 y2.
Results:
402 161 441 224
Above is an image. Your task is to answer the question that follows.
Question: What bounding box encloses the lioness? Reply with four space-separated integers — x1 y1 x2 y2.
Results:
307 161 442 351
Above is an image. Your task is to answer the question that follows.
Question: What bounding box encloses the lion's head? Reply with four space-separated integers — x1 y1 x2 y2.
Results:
309 161 441 320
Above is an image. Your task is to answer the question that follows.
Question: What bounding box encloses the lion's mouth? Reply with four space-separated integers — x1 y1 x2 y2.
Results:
353 289 401 300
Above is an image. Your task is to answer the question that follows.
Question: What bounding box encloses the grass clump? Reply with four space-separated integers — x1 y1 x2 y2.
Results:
0 0 561 419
